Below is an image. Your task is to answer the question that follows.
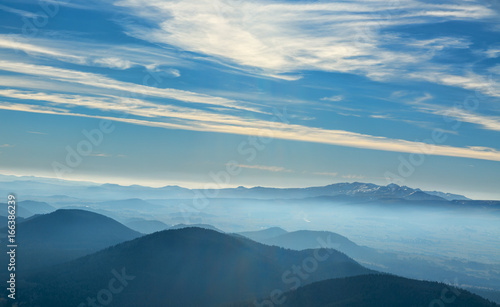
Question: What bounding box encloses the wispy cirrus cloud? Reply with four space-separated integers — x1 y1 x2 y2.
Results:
0 89 266 126
115 0 495 84
0 36 86 64
89 152 113 157
0 4 41 18
26 131 47 135
369 114 392 119
342 174 366 180
2 93 500 162
321 95 343 102
92 57 133 69
238 164 293 173
311 171 338 177
406 37 471 50
410 71 500 99
0 0 499 167
416 103 500 133
485 48 500 58
0 61 264 113
0 35 185 70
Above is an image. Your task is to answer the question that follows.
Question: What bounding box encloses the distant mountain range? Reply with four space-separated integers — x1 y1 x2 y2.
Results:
0 174 475 201
217 182 470 201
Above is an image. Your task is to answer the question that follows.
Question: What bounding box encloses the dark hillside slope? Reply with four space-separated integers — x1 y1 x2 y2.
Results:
0 209 141 272
234 274 498 307
19 227 372 307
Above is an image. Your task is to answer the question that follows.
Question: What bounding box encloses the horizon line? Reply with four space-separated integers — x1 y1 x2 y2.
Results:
0 172 492 200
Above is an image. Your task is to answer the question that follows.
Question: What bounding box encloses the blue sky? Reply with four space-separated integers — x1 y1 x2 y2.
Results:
0 0 499 199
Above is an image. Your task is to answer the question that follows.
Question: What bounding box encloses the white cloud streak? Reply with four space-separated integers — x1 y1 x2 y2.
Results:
116 0 495 82
416 103 500 133
0 61 263 113
0 36 86 64
238 164 293 173
312 172 338 177
26 131 47 135
92 57 133 69
485 48 500 58
0 89 265 127
321 95 343 102
411 72 500 99
0 34 186 70
0 0 498 163
0 4 41 18
1 94 500 162
342 174 366 180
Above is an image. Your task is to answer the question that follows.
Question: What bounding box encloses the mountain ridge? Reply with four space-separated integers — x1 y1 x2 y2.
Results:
233 274 498 306
0 209 142 273
0 175 477 201
17 227 373 307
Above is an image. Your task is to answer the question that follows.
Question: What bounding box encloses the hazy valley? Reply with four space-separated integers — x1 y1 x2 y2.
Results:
0 177 499 306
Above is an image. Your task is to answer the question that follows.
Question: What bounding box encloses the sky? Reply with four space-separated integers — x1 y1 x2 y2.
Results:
0 0 499 199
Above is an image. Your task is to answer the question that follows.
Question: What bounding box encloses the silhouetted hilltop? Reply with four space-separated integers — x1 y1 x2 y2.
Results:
18 227 372 306
233 274 497 306
0 209 141 272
